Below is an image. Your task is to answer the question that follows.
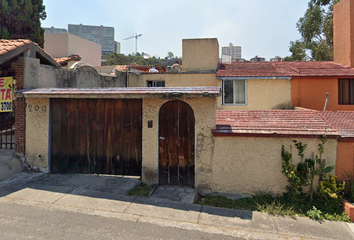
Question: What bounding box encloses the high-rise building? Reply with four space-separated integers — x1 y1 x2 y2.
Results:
114 41 121 54
250 55 266 62
68 24 117 55
221 43 242 60
44 26 67 34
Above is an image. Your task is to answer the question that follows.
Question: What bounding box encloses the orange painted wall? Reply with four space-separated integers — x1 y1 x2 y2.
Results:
291 77 354 111
334 0 354 68
336 142 354 181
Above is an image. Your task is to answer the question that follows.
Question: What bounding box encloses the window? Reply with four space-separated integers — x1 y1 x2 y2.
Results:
146 80 165 87
222 79 246 105
338 79 354 105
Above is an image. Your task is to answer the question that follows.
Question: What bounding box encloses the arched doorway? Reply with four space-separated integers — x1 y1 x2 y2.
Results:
158 100 195 186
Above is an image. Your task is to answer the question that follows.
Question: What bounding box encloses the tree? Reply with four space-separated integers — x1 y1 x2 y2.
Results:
165 51 174 59
0 0 47 47
285 0 339 61
283 40 308 61
102 52 162 66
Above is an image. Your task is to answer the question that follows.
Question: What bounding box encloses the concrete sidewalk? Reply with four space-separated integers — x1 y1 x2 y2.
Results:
0 173 353 240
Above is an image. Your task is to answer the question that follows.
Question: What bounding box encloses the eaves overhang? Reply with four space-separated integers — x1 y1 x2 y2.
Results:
16 87 221 99
0 43 60 68
212 131 340 139
216 76 292 80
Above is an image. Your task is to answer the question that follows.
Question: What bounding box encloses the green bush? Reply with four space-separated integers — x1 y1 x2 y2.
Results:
307 206 323 220
316 174 345 213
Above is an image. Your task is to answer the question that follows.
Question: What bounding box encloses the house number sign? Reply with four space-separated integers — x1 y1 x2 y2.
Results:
28 105 47 112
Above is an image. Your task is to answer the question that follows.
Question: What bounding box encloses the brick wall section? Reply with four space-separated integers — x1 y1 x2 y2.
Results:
343 200 354 222
12 58 26 154
14 97 25 153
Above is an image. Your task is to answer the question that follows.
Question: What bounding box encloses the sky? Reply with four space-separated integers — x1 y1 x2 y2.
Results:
41 0 310 61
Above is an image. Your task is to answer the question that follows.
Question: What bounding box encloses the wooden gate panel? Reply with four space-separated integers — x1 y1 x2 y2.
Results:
50 99 61 173
159 100 195 186
122 100 132 175
186 103 195 186
104 99 113 174
178 102 189 186
159 104 169 185
95 99 105 173
112 100 123 175
51 99 142 176
169 101 179 185
77 99 87 173
130 99 142 176
87 99 98 173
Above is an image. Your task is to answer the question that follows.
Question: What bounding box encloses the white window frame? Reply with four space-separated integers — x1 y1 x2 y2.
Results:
222 79 247 106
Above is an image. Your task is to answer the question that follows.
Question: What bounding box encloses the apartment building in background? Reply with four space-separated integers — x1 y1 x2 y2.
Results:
68 24 117 55
44 27 67 34
114 41 121 54
250 55 266 62
221 43 242 61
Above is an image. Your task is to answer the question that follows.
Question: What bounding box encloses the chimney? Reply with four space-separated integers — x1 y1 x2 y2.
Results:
182 38 219 72
334 0 354 67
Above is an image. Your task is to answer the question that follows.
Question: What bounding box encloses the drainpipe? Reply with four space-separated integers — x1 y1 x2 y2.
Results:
323 93 330 111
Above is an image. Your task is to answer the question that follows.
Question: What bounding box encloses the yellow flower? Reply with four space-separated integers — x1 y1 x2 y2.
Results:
291 171 294 174
330 193 337 199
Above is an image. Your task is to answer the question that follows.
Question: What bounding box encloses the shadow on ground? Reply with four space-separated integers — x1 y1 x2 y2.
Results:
0 173 253 220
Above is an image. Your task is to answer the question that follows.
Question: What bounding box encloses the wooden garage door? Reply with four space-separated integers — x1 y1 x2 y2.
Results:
159 100 195 186
50 98 142 176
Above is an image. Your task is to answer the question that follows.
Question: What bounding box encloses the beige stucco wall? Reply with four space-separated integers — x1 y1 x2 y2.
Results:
334 0 354 68
94 66 117 75
212 137 337 195
44 33 102 66
44 33 69 57
129 75 290 110
182 38 219 72
217 78 292 110
23 57 125 88
25 98 50 169
142 97 217 190
128 73 218 87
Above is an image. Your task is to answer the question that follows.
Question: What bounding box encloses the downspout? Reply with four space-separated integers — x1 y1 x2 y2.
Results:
126 66 130 87
323 93 330 111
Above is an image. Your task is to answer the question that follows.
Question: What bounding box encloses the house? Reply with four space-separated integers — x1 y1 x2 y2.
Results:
4 0 354 197
217 61 354 111
211 110 338 194
18 87 220 191
0 39 60 152
0 39 126 156
10 37 343 195
321 111 354 180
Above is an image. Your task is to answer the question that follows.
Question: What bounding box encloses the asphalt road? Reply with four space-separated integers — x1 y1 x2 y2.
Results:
0 202 247 240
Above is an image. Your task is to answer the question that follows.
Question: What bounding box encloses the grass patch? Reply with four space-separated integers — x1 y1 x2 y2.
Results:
126 183 155 197
197 193 350 222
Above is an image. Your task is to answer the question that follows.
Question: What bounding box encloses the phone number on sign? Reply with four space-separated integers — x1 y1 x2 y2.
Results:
0 102 12 111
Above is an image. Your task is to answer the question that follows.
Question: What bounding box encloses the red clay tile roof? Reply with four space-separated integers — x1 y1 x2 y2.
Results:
0 39 32 55
0 39 60 67
320 111 354 138
115 64 167 73
54 54 81 66
18 87 221 98
217 61 354 78
214 110 339 138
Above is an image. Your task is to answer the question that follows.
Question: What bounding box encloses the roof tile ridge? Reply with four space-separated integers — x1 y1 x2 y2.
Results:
331 61 354 69
317 110 339 135
288 64 300 75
